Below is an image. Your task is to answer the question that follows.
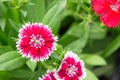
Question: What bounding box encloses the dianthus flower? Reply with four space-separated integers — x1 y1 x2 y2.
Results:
54 51 86 80
16 23 57 61
92 0 120 28
39 70 56 80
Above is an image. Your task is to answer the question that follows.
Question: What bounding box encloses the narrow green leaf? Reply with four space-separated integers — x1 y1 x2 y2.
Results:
0 18 6 31
27 0 46 22
0 51 26 70
0 51 20 63
83 69 98 80
5 3 20 23
29 66 46 80
93 65 113 76
51 52 61 60
65 36 88 53
9 69 34 78
52 44 65 60
0 3 7 31
9 19 20 32
64 24 89 53
89 23 107 40
20 9 27 17
0 31 8 45
83 37 112 53
0 71 11 79
77 0 90 13
26 60 37 72
42 0 66 24
59 35 78 47
8 28 18 49
59 23 89 47
102 35 120 58
48 11 63 34
68 0 77 3
42 0 66 33
80 54 107 66
0 46 13 55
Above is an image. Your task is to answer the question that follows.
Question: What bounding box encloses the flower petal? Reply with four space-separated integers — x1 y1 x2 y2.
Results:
100 10 120 27
92 0 110 15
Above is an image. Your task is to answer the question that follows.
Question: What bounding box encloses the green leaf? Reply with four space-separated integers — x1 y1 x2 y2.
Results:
29 66 46 80
42 0 66 34
0 46 13 55
0 2 7 31
26 60 37 72
65 37 88 53
0 31 8 45
0 51 26 70
9 19 20 32
80 54 107 66
0 71 11 80
59 35 78 47
89 23 107 40
93 65 114 76
77 0 90 13
51 44 64 60
0 18 6 31
68 0 77 3
83 69 98 80
59 23 89 47
8 28 18 49
27 0 46 22
63 24 89 53
9 69 34 78
102 35 120 58
20 9 27 17
5 3 20 23
51 52 61 60
83 37 112 53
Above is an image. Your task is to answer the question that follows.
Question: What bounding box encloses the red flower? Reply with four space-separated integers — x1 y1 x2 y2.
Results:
92 0 120 28
39 70 56 80
54 51 86 80
16 23 57 61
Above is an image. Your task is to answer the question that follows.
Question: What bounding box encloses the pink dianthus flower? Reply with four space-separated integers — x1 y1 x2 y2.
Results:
92 0 120 28
54 51 86 80
16 23 57 61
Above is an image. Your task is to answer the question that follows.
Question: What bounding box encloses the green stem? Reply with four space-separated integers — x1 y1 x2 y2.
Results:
77 0 90 13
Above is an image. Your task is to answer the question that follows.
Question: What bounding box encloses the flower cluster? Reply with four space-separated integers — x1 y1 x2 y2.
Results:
92 0 120 28
39 51 86 80
16 23 86 80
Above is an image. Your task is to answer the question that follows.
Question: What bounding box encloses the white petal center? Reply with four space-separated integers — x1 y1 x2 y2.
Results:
30 34 45 48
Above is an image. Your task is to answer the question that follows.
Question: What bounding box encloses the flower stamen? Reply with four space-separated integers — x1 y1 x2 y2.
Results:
110 3 120 12
66 65 78 77
30 34 45 48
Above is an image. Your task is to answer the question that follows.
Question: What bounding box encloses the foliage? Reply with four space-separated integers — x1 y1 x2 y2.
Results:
0 0 119 80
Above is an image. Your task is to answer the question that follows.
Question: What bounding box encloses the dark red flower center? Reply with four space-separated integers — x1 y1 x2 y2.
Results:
66 65 78 77
30 34 45 48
